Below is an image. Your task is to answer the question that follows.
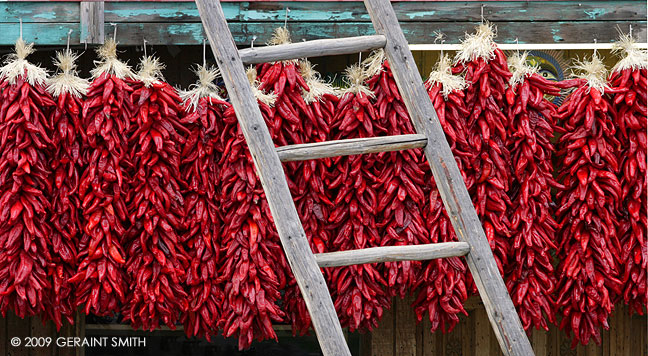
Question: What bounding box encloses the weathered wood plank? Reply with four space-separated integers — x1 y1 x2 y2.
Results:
30 318 54 356
532 329 549 356
0 21 643 46
474 308 493 356
461 312 475 356
276 134 426 162
395 297 417 356
371 299 394 356
315 242 470 268
80 1 105 44
240 34 386 64
102 1 646 23
420 317 437 356
6 313 30 356
0 315 6 356
0 2 79 23
195 1 350 355
89 21 647 46
363 0 533 355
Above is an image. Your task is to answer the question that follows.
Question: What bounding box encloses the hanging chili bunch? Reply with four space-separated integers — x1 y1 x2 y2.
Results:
178 64 228 340
362 49 427 298
504 52 563 331
44 49 89 327
327 64 391 331
412 54 470 333
254 28 311 147
72 39 134 316
555 54 624 346
0 38 55 318
121 56 190 330
453 23 513 276
282 60 339 336
608 34 647 315
217 66 289 349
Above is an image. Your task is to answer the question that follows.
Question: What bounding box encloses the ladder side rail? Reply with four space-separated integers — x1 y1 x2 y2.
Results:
194 1 351 355
362 0 534 355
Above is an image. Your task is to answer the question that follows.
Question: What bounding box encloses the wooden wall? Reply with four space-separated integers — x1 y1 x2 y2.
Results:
0 1 645 46
362 297 647 356
0 312 83 356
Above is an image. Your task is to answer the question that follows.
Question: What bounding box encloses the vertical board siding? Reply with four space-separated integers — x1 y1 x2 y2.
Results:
369 299 647 355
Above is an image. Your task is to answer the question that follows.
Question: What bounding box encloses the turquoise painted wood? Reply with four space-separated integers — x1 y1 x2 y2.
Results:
103 1 646 23
0 1 644 45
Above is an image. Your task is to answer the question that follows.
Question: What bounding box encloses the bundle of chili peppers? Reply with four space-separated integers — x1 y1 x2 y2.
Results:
504 52 563 331
0 38 55 318
453 24 513 277
45 49 89 327
363 50 428 299
326 64 391 331
72 39 134 316
608 34 647 315
216 66 288 349
179 64 228 340
555 54 624 346
413 54 470 333
282 60 339 336
122 56 190 330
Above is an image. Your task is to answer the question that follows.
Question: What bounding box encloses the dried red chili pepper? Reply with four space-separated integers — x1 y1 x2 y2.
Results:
326 64 391 331
504 52 563 331
178 65 229 340
555 54 624 346
453 24 513 279
217 65 290 349
44 49 89 328
413 55 471 333
73 39 134 316
0 39 55 319
608 35 647 315
281 60 339 336
363 50 427 298
121 56 190 330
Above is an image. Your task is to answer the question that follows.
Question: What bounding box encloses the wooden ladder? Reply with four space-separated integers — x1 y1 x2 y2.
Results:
195 1 534 355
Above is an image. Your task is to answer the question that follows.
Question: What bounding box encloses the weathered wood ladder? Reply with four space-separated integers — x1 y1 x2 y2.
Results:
195 1 534 355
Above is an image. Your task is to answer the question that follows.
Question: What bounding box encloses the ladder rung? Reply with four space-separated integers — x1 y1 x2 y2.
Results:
315 242 470 268
239 35 387 64
276 134 427 162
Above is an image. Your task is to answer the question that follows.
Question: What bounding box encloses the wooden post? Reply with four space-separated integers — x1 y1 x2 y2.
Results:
362 0 534 355
80 1 104 44
194 1 350 355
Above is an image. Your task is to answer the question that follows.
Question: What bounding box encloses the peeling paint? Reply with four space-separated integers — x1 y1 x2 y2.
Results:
585 8 608 20
405 11 437 20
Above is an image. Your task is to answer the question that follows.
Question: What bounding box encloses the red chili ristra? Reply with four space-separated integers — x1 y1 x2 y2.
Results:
413 55 471 333
179 65 228 340
363 50 427 298
217 66 290 349
44 49 89 328
555 55 624 347
72 39 134 316
326 64 391 332
280 60 339 336
504 52 563 331
0 39 55 319
607 36 647 315
453 24 514 283
121 56 190 331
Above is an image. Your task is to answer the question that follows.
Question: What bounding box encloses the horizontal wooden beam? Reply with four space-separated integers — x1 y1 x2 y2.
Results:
100 1 645 23
315 242 470 268
276 134 427 162
239 35 385 64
